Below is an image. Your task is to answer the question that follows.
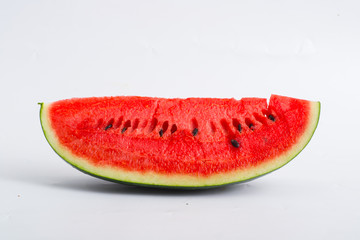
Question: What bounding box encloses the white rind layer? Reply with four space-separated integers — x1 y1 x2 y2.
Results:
40 101 320 188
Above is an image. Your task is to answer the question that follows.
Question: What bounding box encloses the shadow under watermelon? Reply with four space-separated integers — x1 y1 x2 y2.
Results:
48 177 257 196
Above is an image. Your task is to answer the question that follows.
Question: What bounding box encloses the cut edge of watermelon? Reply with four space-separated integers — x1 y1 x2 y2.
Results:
39 99 320 189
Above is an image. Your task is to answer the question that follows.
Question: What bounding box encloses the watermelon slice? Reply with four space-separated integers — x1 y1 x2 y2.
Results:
39 95 320 188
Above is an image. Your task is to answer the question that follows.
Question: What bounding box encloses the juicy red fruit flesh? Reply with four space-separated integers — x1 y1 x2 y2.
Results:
49 95 310 176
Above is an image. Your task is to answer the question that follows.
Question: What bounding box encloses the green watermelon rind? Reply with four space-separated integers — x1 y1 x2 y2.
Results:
39 100 320 189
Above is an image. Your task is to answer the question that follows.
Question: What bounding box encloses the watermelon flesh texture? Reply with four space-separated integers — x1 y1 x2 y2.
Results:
40 95 320 188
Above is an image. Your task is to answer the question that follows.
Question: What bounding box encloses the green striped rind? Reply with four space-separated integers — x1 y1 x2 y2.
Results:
39 101 320 189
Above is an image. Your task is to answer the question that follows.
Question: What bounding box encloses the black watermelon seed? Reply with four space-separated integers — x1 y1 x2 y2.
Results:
105 124 113 130
192 128 198 136
249 124 254 130
237 124 242 133
159 129 164 137
121 127 128 133
268 114 275 121
231 139 240 148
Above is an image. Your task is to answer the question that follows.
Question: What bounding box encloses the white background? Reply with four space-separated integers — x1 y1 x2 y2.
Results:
1 1 359 239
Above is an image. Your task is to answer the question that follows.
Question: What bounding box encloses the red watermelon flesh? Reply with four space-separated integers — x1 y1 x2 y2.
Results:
40 95 320 188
